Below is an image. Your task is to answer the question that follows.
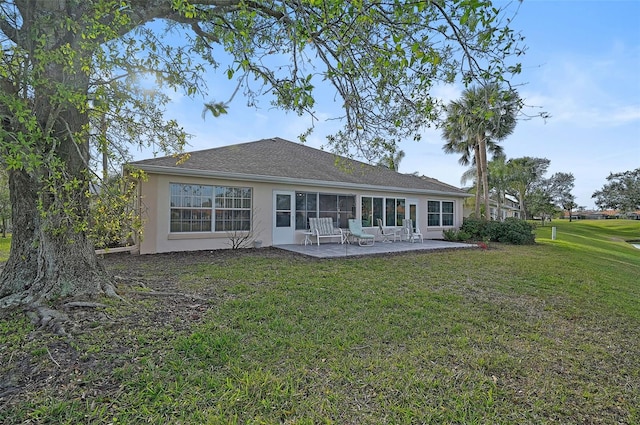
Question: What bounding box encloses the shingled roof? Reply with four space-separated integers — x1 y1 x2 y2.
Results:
130 137 467 196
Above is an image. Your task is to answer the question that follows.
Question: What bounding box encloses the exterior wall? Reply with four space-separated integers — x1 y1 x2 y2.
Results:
137 172 466 254
139 173 276 254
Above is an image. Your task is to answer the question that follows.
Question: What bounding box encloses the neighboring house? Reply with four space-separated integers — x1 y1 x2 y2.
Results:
489 195 520 221
462 194 520 221
564 210 640 220
128 137 470 254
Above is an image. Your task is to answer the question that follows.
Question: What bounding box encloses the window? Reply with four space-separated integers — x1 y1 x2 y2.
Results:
361 197 381 227
427 200 454 227
319 194 339 224
361 196 405 227
295 192 317 230
295 192 355 229
170 183 252 232
442 201 454 226
276 194 292 228
385 198 396 226
396 198 406 226
170 184 213 232
214 186 252 231
385 197 406 227
361 197 373 227
373 198 383 226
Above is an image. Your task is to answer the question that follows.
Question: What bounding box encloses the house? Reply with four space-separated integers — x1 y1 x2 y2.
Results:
462 194 521 220
127 137 470 254
565 210 640 220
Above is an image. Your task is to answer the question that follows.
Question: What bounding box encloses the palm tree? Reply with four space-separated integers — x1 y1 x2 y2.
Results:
487 155 510 220
442 100 483 217
377 149 406 172
441 84 520 218
458 155 506 219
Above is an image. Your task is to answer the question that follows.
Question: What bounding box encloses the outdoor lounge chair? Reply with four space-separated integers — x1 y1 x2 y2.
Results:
348 219 375 246
377 218 400 242
403 219 423 243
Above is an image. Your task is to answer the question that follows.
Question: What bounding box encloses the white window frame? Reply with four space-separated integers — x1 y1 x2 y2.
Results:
169 183 252 233
427 200 455 227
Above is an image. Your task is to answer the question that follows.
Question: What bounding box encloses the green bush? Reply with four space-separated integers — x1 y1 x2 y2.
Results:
442 228 458 241
443 229 471 242
460 217 490 240
460 217 536 245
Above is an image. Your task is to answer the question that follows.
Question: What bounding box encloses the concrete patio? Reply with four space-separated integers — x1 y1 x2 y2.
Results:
275 239 476 258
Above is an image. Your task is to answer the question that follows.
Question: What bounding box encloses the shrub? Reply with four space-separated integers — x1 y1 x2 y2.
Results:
442 229 472 242
460 217 490 240
457 230 471 241
494 217 536 245
443 228 460 241
460 217 536 245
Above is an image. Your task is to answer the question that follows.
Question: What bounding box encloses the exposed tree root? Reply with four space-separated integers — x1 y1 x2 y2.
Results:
101 280 123 301
63 301 109 309
119 290 208 301
5 279 121 338
25 304 70 337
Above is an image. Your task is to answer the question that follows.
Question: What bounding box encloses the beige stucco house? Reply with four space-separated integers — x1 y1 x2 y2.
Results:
128 137 470 254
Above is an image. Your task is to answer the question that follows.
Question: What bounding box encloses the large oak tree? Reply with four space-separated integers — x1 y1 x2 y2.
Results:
0 0 525 310
592 168 640 213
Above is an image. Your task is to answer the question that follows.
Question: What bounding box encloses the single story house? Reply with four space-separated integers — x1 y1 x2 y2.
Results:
128 137 470 254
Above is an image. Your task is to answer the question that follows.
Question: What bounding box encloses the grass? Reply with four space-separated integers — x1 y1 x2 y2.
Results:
0 235 10 262
1 220 639 424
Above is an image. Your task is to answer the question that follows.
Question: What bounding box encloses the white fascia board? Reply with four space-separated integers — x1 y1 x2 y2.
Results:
131 164 471 198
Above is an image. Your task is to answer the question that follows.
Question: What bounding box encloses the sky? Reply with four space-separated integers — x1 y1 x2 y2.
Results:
135 0 640 210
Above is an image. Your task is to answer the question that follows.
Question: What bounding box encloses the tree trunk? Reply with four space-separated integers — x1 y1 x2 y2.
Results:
516 185 527 220
474 144 482 218
568 207 573 222
0 59 111 308
478 136 490 221
0 171 108 309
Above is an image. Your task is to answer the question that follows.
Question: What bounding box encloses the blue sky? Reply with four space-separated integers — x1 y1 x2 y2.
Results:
139 0 640 210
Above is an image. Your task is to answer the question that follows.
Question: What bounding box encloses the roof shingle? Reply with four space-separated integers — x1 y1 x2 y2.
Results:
130 137 465 195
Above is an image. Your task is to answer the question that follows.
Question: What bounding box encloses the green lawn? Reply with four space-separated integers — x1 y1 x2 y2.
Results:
1 220 639 424
0 235 10 262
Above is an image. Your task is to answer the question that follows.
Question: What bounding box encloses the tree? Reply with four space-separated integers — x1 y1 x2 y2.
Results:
592 168 640 213
377 149 405 172
458 154 506 219
526 188 555 223
563 196 577 222
505 157 550 219
546 172 575 221
441 84 521 218
88 172 145 250
487 155 510 220
525 171 575 223
0 168 9 237
0 1 526 311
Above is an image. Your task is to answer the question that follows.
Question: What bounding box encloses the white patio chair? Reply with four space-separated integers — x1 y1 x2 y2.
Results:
403 219 423 243
377 218 400 242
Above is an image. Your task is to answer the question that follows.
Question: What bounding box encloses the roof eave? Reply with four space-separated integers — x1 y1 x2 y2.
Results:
129 164 470 198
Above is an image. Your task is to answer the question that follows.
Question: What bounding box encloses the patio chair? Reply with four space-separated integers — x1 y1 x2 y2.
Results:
377 218 400 242
348 219 375 246
308 217 344 245
403 219 423 243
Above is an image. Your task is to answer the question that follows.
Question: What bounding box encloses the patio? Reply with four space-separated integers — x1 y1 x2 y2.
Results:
275 239 476 258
